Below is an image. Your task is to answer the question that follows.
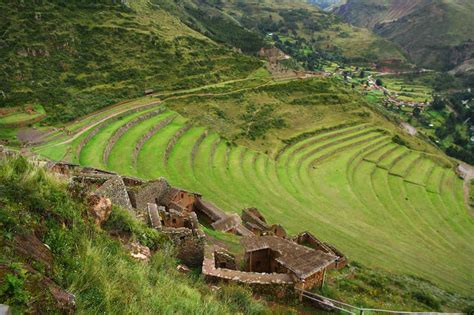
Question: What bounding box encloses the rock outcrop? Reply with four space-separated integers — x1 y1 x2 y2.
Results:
87 194 112 226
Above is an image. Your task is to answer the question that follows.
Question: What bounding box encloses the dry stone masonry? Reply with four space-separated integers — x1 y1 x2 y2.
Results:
0 147 348 295
44 160 347 292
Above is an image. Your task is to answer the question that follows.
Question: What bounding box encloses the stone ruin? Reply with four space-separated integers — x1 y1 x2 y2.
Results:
38 161 206 266
3 154 348 294
241 207 287 238
200 207 348 292
194 198 253 236
42 160 348 292
202 235 338 292
293 231 347 270
202 245 294 297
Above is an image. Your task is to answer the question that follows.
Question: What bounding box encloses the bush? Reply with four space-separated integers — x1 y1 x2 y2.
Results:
411 290 441 310
103 206 166 251
217 284 267 315
0 269 30 308
392 135 408 146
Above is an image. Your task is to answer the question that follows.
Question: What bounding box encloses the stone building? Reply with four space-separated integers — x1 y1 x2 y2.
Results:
241 236 337 290
202 244 294 296
161 187 200 212
293 231 347 270
127 178 170 210
241 207 287 237
203 235 337 292
147 202 205 266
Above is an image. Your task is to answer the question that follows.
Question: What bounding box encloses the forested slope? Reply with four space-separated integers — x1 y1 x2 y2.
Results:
0 0 261 122
335 0 474 71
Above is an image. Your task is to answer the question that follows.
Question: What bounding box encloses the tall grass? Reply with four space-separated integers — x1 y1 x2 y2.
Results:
0 157 273 314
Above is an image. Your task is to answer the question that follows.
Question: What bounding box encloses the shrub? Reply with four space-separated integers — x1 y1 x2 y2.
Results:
411 290 441 310
103 206 166 251
217 284 267 315
0 269 30 308
392 135 408 146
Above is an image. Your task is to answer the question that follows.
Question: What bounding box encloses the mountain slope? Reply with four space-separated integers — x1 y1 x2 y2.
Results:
214 0 407 65
0 0 260 123
335 0 474 71
308 0 347 11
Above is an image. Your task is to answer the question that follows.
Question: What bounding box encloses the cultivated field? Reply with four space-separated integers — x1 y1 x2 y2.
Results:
34 98 474 294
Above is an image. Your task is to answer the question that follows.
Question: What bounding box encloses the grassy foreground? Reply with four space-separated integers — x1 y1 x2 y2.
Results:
0 157 285 314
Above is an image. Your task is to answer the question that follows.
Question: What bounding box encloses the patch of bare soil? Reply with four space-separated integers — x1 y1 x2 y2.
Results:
400 122 417 136
17 127 56 144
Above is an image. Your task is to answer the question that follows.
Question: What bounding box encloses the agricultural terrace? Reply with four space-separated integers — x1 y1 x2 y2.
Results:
376 73 434 103
33 78 474 295
0 105 45 127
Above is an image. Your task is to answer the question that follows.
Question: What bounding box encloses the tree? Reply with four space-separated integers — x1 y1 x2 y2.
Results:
431 96 445 111
413 106 422 117
454 131 468 147
435 126 448 139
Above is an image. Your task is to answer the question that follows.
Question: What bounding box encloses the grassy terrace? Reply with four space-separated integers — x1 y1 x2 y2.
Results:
30 73 472 296
33 96 474 295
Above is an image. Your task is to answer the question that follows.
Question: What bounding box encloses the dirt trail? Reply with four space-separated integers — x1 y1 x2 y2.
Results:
38 101 161 148
32 75 313 150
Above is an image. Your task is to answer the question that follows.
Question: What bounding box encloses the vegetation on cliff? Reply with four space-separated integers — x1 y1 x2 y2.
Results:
0 157 275 314
0 0 260 123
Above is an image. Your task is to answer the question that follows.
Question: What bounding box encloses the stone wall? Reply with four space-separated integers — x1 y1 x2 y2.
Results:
194 198 226 222
294 269 325 291
294 232 347 270
162 227 205 267
96 176 133 211
242 208 269 233
132 115 176 166
147 203 162 230
127 178 169 210
170 190 197 212
102 108 165 163
269 224 287 238
214 249 236 270
293 232 333 254
203 245 295 296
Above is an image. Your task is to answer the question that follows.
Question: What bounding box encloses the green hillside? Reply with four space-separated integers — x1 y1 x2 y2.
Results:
0 157 278 314
335 0 474 71
0 0 261 123
33 78 474 295
309 0 347 10
215 0 406 65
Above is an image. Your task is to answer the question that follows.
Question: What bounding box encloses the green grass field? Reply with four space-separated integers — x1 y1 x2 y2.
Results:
34 96 474 295
0 105 45 126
